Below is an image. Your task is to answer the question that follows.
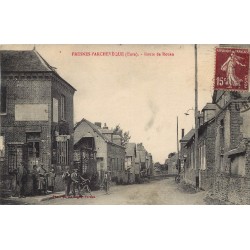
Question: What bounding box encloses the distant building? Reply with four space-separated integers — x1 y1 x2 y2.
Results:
0 49 76 193
125 143 137 183
165 153 178 175
74 119 126 184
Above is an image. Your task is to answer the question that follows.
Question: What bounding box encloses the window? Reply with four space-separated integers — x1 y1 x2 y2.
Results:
190 148 194 169
0 135 5 158
57 140 69 164
61 95 66 120
1 86 7 113
199 144 206 170
230 155 246 176
27 141 40 158
53 98 59 122
220 120 225 148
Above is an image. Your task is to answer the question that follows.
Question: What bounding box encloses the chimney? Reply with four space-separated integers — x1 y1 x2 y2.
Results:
103 123 108 129
182 129 185 138
95 122 102 128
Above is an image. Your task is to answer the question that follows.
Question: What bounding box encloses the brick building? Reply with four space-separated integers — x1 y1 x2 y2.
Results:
0 49 76 193
74 119 126 185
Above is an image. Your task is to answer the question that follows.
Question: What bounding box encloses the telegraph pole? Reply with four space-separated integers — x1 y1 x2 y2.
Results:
194 44 199 189
177 116 180 174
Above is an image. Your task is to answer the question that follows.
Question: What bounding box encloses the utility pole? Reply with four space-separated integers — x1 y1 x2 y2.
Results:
194 44 199 189
177 116 180 174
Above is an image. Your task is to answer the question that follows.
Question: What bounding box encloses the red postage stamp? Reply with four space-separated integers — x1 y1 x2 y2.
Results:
214 48 249 91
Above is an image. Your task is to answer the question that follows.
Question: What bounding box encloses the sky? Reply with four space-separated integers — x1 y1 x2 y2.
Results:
0 44 216 163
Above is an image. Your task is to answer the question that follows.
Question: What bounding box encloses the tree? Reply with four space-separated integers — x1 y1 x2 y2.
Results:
113 124 131 146
168 152 176 159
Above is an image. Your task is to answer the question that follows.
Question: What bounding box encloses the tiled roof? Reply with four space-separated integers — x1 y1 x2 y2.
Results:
113 134 121 138
100 128 113 134
1 50 53 72
0 49 76 91
74 118 125 148
180 129 195 142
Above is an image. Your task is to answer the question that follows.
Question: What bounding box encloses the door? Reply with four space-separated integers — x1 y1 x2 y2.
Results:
26 133 41 169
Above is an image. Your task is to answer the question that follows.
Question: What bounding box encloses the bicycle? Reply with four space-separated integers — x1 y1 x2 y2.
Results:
175 174 181 183
79 178 92 196
175 170 184 184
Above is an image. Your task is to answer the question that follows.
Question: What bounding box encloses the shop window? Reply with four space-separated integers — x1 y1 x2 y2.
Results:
1 86 7 113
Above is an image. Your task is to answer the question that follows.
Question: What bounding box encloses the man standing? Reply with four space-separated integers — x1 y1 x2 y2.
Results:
71 168 81 196
17 162 28 198
62 166 71 197
32 165 39 195
104 171 111 195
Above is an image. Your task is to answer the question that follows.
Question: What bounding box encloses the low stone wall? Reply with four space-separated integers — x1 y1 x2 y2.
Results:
212 173 250 204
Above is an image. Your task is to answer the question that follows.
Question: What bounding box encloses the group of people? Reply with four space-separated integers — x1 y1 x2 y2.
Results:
62 166 91 196
11 162 111 198
32 165 56 195
62 167 111 196
11 162 56 198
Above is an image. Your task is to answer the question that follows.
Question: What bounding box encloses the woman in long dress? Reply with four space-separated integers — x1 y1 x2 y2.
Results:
221 51 246 87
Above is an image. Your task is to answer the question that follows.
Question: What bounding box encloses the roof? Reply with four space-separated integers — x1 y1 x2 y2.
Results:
0 50 76 91
113 134 121 139
180 129 195 143
1 50 52 72
228 146 246 158
125 143 136 157
74 118 125 148
100 128 113 134
202 103 217 111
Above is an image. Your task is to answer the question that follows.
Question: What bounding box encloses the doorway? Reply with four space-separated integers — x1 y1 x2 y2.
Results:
26 132 41 169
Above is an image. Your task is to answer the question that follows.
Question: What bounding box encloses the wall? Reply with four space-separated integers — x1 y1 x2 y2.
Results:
1 74 52 174
51 76 75 170
107 142 126 182
183 120 215 190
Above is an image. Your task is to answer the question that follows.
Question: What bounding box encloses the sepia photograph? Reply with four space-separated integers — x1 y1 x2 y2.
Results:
1 44 250 205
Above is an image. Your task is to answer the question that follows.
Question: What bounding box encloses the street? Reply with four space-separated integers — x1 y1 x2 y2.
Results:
1 177 208 205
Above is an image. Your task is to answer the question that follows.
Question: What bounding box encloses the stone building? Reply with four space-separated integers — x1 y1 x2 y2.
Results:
211 90 250 204
0 49 76 193
74 119 126 184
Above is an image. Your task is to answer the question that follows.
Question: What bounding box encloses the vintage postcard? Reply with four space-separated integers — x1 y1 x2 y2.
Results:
1 44 250 205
